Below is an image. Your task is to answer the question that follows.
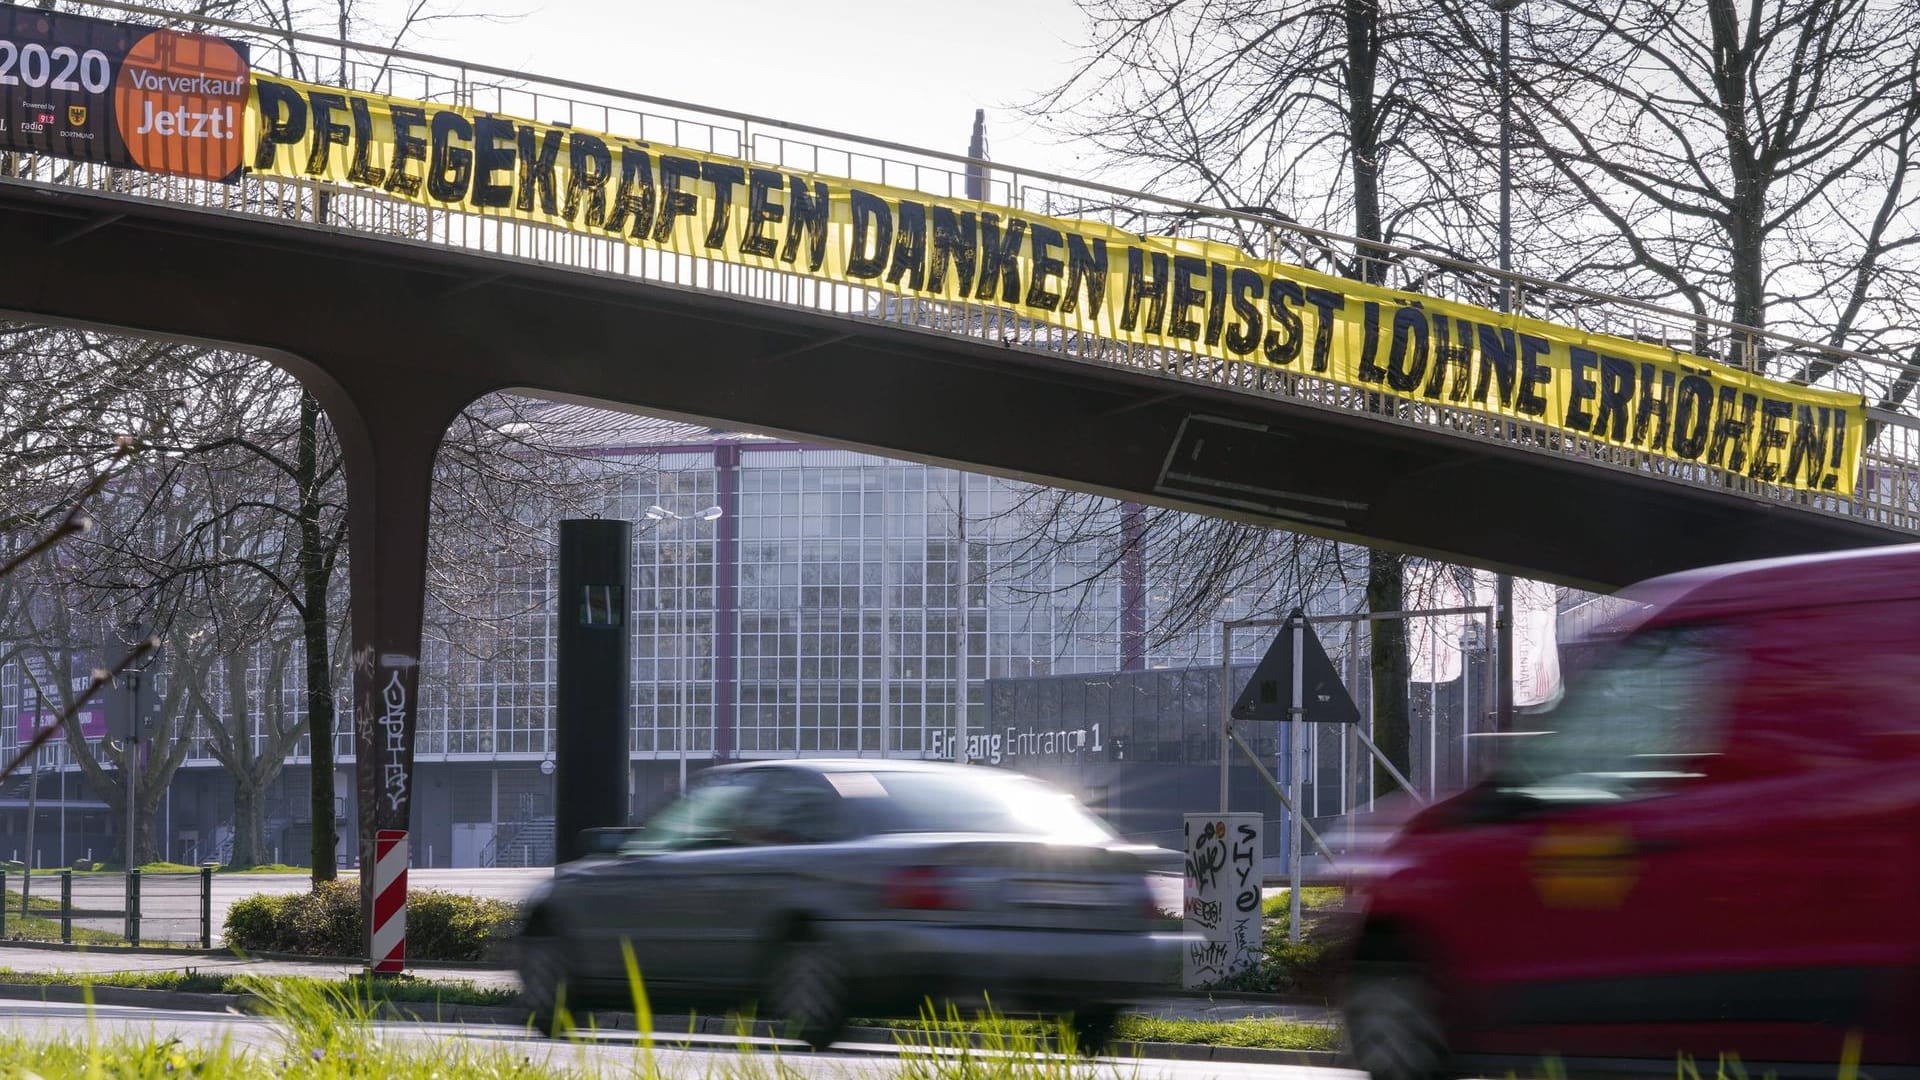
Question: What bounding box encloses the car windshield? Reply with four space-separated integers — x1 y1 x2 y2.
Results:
1495 624 1729 803
843 769 1117 844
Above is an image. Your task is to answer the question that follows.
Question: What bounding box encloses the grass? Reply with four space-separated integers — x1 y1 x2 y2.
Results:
874 1011 1339 1053
63 861 312 874
1261 886 1347 918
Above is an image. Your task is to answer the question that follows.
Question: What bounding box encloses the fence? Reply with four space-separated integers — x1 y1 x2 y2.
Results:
0 868 214 948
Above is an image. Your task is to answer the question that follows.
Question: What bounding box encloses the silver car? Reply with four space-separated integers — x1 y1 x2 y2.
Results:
517 759 1179 1049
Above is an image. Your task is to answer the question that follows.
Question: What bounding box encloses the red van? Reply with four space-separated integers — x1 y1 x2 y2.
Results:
1344 545 1920 1078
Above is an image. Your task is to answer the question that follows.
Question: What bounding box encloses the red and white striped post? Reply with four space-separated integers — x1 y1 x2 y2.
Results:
371 829 408 974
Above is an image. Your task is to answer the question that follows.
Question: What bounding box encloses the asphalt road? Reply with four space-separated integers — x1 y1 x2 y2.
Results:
0 999 1358 1080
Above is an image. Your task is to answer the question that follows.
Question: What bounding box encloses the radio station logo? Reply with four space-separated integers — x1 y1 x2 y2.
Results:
112 28 249 181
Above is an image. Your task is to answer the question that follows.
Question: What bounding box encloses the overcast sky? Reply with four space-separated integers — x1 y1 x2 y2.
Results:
420 0 1090 179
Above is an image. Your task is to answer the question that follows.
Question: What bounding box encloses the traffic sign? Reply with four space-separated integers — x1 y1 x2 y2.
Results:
1230 610 1360 724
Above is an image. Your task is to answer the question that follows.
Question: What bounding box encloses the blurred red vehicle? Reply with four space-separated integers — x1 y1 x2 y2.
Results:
1344 544 1920 1078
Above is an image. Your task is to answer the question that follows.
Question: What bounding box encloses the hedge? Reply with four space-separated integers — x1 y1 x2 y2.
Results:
222 882 518 962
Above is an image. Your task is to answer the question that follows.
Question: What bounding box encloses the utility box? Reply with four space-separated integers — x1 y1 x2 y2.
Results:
1182 811 1264 988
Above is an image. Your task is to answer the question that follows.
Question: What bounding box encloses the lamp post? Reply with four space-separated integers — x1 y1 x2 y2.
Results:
1490 0 1525 735
645 504 723 794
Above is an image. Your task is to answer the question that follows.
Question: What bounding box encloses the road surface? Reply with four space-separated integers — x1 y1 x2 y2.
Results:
0 999 1357 1080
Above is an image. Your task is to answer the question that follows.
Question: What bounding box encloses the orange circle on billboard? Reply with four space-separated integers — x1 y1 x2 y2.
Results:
113 29 249 181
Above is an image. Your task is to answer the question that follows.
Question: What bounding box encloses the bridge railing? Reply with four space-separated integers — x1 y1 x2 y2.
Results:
15 0 1920 537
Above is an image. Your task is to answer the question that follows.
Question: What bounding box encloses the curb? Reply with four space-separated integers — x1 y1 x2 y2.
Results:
0 981 1344 1068
0 940 499 971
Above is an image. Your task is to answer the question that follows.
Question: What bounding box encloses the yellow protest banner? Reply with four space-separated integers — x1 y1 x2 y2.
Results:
245 75 1865 496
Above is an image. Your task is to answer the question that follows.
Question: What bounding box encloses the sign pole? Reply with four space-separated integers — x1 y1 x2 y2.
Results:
125 673 138 869
1218 622 1232 813
1288 614 1305 944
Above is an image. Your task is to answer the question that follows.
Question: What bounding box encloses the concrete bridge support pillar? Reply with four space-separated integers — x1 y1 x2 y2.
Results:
306 366 472 970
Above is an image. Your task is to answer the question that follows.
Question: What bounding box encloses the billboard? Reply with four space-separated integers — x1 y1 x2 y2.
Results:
0 7 248 181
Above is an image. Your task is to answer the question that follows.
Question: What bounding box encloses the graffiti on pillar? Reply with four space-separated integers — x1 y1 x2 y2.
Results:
1183 812 1263 988
380 668 409 811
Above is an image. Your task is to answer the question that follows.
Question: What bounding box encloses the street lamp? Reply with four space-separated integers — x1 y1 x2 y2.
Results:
1490 0 1526 736
645 504 723 794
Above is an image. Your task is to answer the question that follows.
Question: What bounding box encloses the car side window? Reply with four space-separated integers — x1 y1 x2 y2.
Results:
735 772 850 845
624 772 763 852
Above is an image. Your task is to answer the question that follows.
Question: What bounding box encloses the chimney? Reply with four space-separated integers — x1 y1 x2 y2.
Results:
965 109 990 202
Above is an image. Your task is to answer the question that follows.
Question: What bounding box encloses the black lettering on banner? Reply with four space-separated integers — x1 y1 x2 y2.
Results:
1122 248 1169 335
1784 405 1831 488
1168 255 1206 341
562 133 613 228
385 105 428 198
700 162 746 250
1304 288 1342 373
741 168 785 258
1425 314 1472 403
929 207 977 294
1386 305 1429 393
252 80 308 170
1633 364 1676 451
888 200 929 290
1358 302 1386 384
783 178 831 271
1204 262 1229 347
1672 375 1713 459
1264 278 1303 365
1752 398 1793 481
652 156 702 243
1565 347 1599 432
1827 409 1848 490
976 213 1026 303
1225 268 1264 356
1474 325 1516 407
1594 354 1635 441
305 92 352 178
605 146 656 239
516 125 564 215
427 111 474 203
1707 388 1756 471
1025 224 1066 310
471 116 517 209
847 189 892 279
1063 234 1106 317
346 97 386 187
1516 334 1552 416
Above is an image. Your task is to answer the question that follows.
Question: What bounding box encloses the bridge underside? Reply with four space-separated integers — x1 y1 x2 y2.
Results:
2 181 1898 592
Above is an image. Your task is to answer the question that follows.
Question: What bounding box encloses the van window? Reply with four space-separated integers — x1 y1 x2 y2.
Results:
1498 624 1732 803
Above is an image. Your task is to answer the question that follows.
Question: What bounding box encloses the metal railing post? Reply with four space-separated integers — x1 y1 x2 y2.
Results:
59 870 70 944
200 865 214 949
1 868 8 940
125 868 141 945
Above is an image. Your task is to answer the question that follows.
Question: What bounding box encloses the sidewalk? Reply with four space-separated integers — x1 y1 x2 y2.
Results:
0 943 1337 1026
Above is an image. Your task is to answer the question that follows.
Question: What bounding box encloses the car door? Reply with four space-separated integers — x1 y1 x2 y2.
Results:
568 770 767 989
1445 622 1764 1060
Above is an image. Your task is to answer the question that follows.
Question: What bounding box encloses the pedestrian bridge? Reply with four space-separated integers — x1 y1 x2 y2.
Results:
6 0 1920 962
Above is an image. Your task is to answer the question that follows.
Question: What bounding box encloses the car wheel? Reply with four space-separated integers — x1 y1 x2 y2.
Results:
1067 1006 1122 1056
1345 962 1450 1080
764 934 847 1050
518 929 575 1037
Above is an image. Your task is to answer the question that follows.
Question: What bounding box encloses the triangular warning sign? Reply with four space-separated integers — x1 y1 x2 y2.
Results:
1231 609 1361 724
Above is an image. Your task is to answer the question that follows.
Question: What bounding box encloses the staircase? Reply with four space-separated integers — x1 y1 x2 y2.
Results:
481 817 554 867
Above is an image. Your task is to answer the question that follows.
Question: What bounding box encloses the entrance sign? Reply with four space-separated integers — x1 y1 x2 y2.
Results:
242 74 1865 496
0 7 248 181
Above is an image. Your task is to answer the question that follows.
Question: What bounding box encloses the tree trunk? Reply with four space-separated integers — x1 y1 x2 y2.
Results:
298 391 339 882
230 776 266 868
1366 549 1412 796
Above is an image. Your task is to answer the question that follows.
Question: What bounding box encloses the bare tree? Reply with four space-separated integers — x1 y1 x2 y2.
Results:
1029 0 1483 784
1456 0 1920 408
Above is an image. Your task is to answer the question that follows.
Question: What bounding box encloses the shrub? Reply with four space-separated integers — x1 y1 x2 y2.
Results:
223 883 518 962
